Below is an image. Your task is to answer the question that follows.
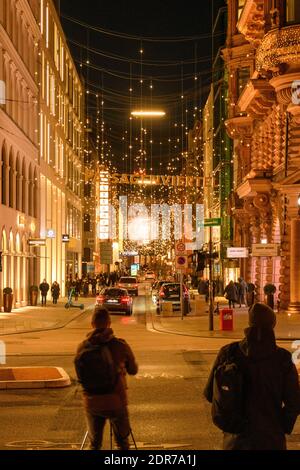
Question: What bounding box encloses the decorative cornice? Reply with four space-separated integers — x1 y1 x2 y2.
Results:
270 72 300 105
237 78 275 118
256 25 300 72
237 0 265 47
225 116 254 140
236 177 272 199
0 25 38 94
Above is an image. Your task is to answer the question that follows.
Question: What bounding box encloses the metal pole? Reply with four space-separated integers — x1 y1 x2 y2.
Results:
209 225 214 331
180 271 184 320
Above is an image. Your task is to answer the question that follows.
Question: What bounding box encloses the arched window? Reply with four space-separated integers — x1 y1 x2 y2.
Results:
16 154 21 211
28 164 33 216
22 159 26 213
9 148 14 208
33 167 38 218
1 143 7 205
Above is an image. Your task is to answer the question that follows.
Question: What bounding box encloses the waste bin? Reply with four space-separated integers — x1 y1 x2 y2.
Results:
220 308 233 331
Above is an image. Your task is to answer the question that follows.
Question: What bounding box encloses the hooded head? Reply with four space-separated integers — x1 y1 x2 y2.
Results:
248 302 276 329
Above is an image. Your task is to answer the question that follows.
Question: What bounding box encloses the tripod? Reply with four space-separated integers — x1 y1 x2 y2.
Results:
80 422 137 450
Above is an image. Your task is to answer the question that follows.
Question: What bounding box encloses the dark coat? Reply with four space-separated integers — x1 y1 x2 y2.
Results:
39 282 49 295
223 283 238 302
204 327 300 450
76 328 138 413
51 284 60 299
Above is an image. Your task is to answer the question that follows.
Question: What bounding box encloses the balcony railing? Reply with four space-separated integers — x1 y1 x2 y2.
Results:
256 24 300 71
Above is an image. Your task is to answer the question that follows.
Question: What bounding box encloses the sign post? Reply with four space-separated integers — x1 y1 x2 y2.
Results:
204 217 221 331
175 246 187 320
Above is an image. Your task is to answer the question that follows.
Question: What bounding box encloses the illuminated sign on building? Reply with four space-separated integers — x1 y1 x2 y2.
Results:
47 229 56 238
97 170 110 240
28 238 46 246
62 234 70 242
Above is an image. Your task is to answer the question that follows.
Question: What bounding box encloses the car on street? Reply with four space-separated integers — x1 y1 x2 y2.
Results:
157 282 191 314
151 280 168 306
96 287 133 315
145 271 156 281
118 276 139 296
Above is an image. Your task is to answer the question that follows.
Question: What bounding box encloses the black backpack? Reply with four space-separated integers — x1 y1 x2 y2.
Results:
211 342 248 434
74 341 119 394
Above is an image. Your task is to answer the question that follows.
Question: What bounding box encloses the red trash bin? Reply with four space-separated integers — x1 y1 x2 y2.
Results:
220 308 233 331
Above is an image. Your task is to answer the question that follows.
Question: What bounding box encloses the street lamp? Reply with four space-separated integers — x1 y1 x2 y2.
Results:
131 110 166 118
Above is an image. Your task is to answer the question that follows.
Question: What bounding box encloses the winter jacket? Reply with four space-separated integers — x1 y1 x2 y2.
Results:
204 327 300 450
76 328 138 413
39 282 50 295
51 284 60 298
223 283 238 302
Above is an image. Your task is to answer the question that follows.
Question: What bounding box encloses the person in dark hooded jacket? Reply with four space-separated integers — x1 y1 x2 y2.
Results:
76 307 138 450
204 302 300 450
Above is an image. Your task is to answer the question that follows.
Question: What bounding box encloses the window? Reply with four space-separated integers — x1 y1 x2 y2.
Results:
84 181 92 197
286 0 300 23
83 247 91 262
84 214 91 232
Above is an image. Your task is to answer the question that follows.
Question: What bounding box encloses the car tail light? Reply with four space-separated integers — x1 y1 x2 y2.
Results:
96 295 105 303
121 296 130 304
159 290 165 297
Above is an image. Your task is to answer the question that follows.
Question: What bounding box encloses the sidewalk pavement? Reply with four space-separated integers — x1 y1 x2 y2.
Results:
152 295 300 341
0 366 71 389
0 297 95 335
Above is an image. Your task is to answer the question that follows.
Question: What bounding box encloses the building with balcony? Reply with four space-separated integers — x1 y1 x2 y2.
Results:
224 0 300 311
202 0 233 285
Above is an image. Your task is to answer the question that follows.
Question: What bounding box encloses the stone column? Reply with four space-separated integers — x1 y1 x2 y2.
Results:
288 217 300 313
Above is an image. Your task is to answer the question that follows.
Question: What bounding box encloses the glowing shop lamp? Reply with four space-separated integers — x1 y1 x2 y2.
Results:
131 110 166 117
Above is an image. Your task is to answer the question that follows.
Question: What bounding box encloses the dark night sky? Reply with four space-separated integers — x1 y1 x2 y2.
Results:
58 0 225 174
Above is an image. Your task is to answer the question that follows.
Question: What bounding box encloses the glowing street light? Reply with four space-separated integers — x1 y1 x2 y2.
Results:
131 110 166 118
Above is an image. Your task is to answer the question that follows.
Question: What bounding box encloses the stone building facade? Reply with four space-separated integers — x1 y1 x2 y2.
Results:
0 0 85 309
0 0 40 307
224 0 300 311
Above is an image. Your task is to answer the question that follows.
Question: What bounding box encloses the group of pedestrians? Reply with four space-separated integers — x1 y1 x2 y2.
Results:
39 279 60 306
66 271 123 299
223 277 249 308
74 301 300 451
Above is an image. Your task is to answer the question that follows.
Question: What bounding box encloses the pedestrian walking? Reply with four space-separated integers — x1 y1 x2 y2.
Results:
198 278 209 303
51 281 60 304
237 277 248 307
223 280 238 308
247 283 256 308
204 303 300 450
39 279 50 306
75 307 138 450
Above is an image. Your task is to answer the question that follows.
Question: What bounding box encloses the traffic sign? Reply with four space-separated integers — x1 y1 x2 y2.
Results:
27 238 46 246
176 255 187 269
175 241 186 255
204 218 221 227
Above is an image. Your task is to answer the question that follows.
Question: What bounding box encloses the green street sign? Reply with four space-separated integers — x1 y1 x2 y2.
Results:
204 218 222 227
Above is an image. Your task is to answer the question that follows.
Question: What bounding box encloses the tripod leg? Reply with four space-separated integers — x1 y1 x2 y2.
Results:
80 430 89 450
110 420 113 450
130 428 138 450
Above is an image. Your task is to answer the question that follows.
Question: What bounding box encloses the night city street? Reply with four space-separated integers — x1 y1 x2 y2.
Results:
1 0 300 461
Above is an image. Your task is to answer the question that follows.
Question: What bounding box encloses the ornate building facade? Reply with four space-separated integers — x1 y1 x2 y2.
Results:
0 0 85 309
224 0 300 311
0 0 40 308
